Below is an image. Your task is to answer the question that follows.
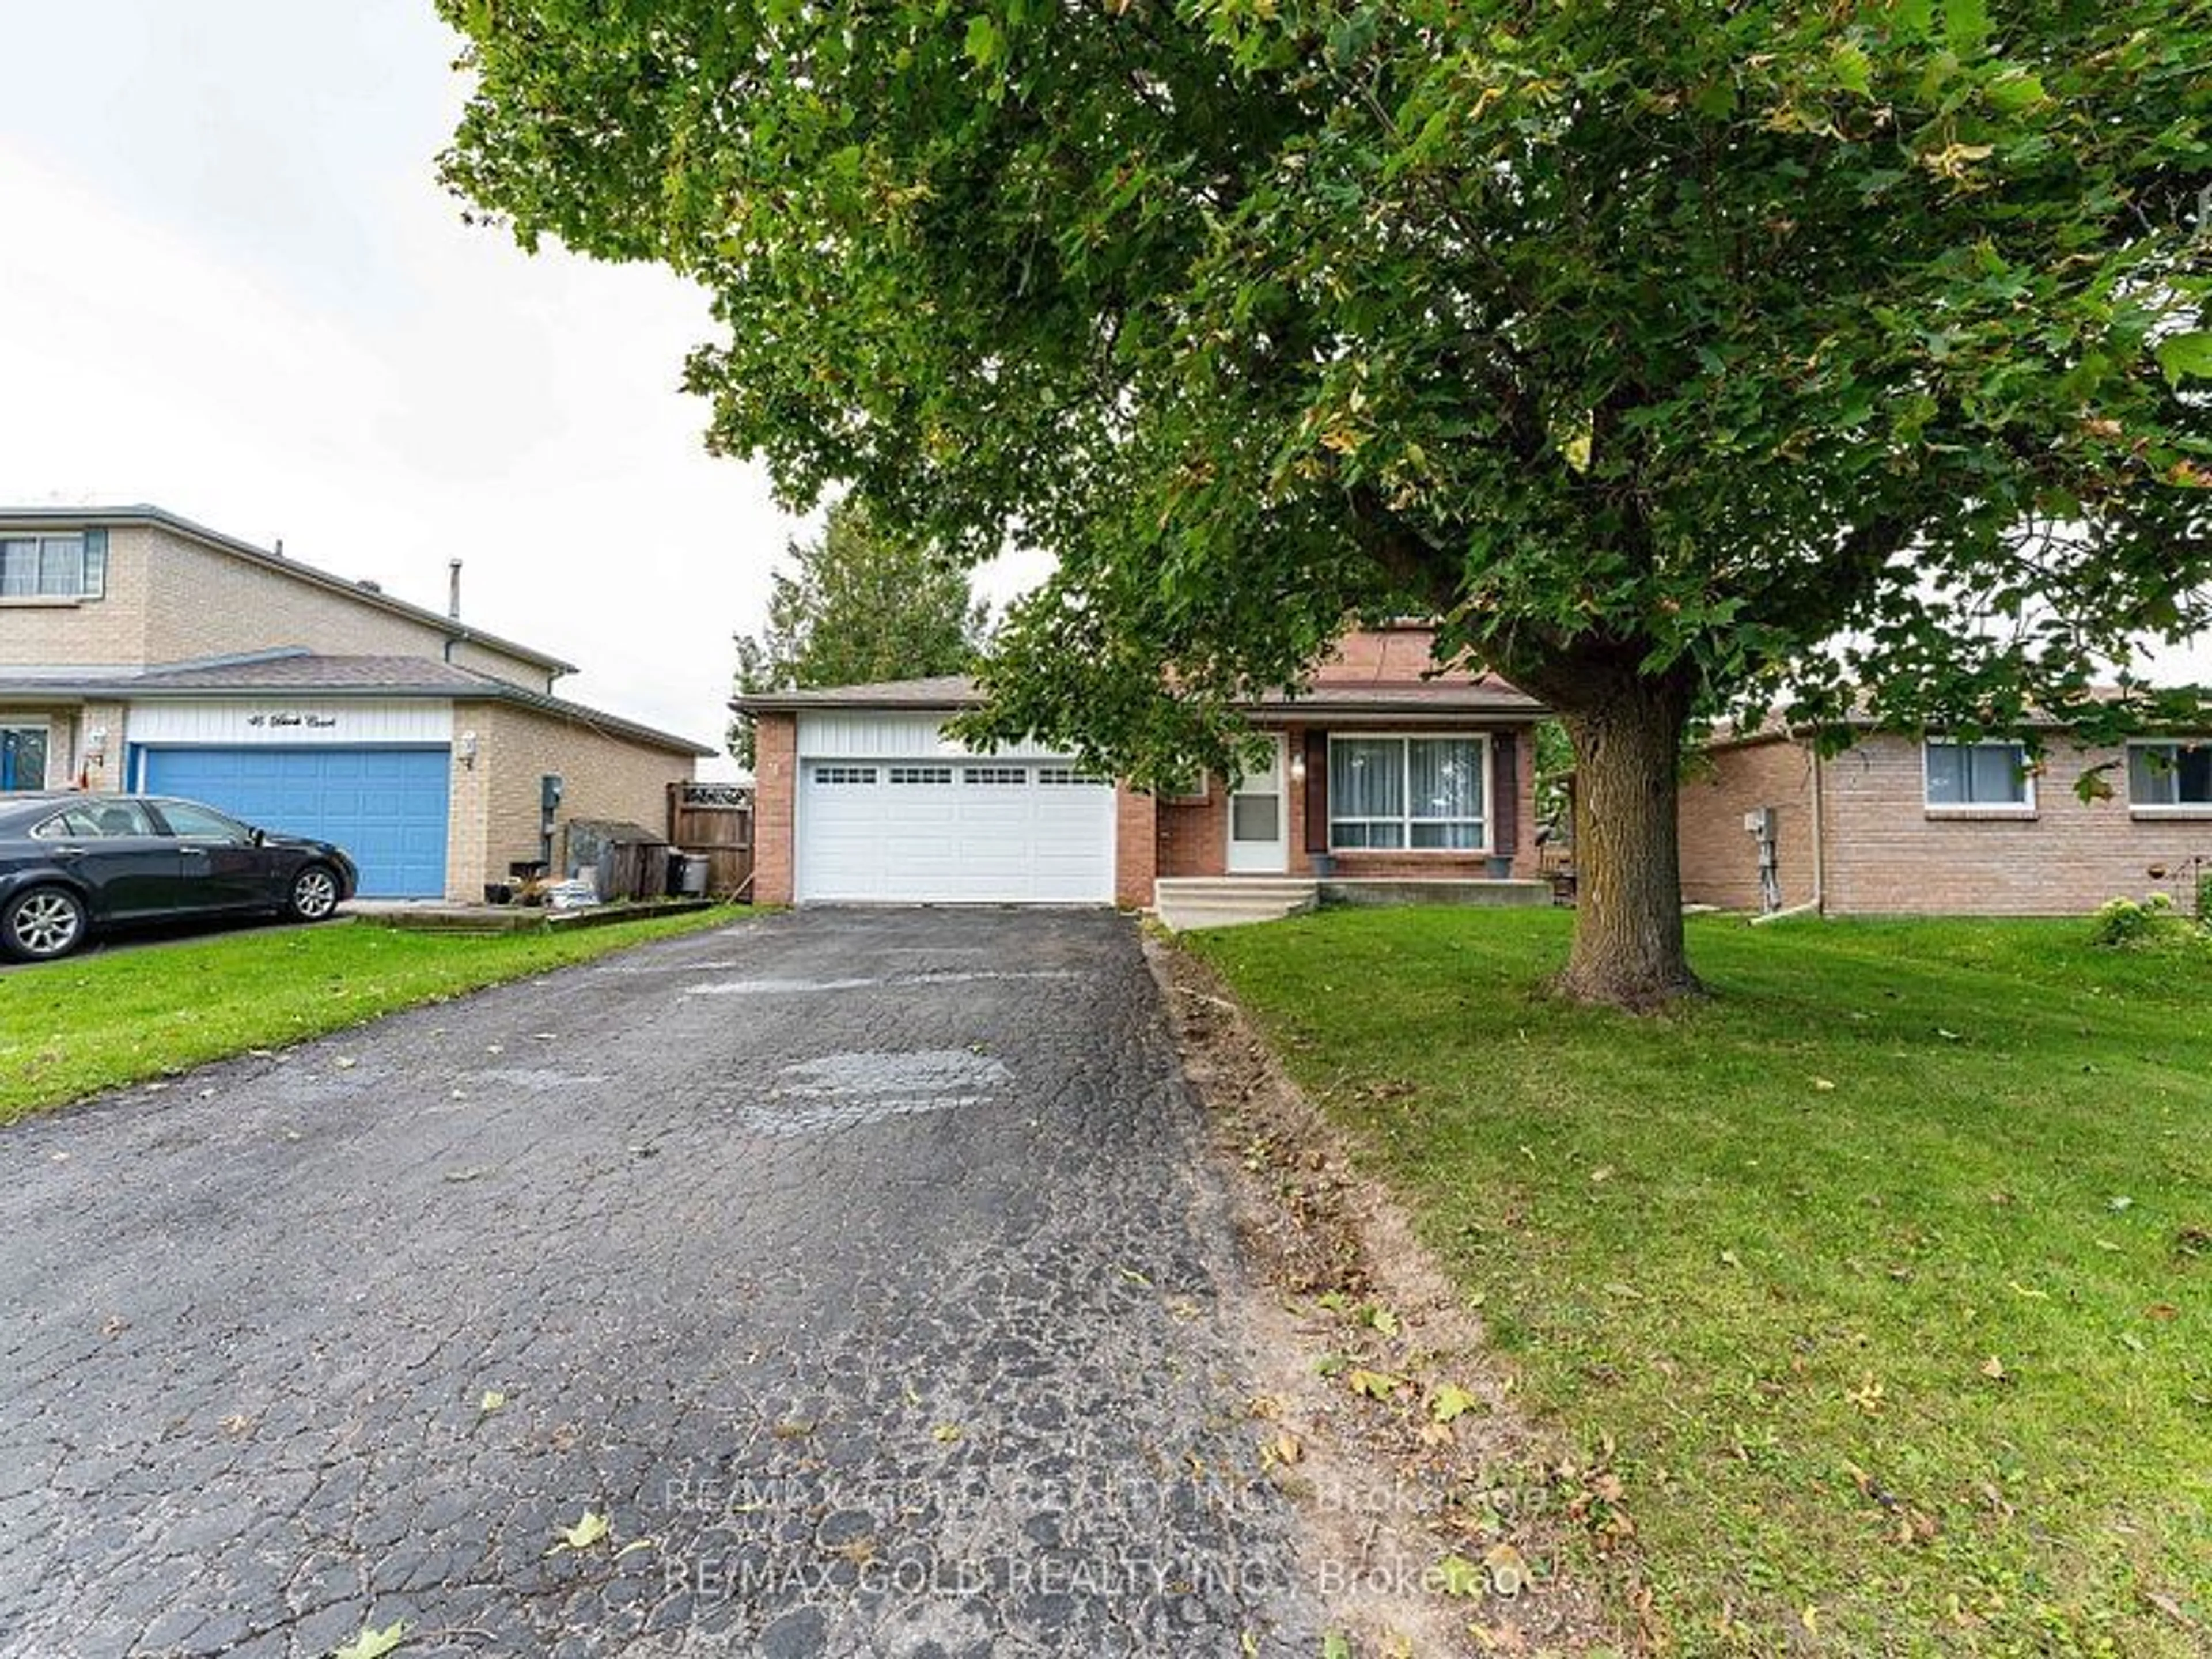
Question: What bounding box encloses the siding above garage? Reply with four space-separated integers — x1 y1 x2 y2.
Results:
122 698 454 748
795 710 1081 763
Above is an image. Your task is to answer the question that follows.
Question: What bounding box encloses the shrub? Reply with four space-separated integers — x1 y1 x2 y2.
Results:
2089 893 2201 952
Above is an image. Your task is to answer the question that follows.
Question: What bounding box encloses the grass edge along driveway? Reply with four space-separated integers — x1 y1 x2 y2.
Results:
1191 908 2212 1657
0 907 741 1124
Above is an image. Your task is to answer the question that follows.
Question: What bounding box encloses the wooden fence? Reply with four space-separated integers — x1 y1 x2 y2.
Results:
668 781 755 899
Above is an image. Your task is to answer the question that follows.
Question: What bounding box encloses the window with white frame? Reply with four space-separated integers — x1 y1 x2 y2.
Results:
887 764 954 785
2128 741 2212 810
1923 739 2032 808
1328 735 1486 850
0 531 104 600
812 765 877 785
963 765 1027 786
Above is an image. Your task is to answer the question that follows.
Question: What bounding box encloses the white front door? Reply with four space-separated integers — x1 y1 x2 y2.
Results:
1225 734 1289 873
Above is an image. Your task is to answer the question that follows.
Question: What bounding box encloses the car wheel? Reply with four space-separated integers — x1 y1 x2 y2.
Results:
286 864 342 923
3 885 88 961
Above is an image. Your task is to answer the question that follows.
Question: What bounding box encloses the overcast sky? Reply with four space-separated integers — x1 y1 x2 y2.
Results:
0 2 1046 778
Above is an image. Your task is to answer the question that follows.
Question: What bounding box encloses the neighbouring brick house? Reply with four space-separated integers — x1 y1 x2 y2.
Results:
1679 720 2212 916
0 505 712 899
733 624 1546 912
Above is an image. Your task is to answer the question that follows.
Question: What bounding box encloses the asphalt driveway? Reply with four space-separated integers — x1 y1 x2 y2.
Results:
0 909 1317 1658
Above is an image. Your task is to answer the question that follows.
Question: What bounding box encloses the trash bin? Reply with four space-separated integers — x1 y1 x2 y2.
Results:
668 852 711 898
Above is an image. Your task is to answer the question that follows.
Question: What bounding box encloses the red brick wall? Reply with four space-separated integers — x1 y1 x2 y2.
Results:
1678 739 1818 911
752 712 797 905
1114 787 1157 908
1151 723 1539 882
1822 733 2212 915
1157 787 1226 877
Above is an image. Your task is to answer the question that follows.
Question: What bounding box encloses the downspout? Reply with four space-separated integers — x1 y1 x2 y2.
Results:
1751 741 1827 925
442 558 464 665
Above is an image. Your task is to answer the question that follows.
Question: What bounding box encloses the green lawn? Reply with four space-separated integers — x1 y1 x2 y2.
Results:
0 908 741 1124
1192 908 2212 1656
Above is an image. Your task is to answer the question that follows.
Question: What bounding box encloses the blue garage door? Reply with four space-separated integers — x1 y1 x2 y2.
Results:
140 747 451 898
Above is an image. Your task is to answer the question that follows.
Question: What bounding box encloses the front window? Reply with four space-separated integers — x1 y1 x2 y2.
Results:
0 532 104 600
2128 741 2212 809
1329 736 1486 850
1924 739 2032 809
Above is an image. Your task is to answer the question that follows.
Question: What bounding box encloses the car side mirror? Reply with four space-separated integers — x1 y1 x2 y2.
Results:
251 827 267 846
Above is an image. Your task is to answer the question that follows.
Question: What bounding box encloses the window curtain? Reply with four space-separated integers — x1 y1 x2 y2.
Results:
1409 737 1482 848
1330 738 1403 847
2132 744 2212 805
1929 741 2025 805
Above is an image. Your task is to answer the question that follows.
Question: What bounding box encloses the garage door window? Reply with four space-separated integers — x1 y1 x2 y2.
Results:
888 765 953 785
1036 767 1107 786
813 765 877 785
964 766 1027 785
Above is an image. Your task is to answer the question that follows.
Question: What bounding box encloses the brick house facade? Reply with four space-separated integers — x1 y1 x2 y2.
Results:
1679 726 2212 916
737 626 1546 910
1 505 710 899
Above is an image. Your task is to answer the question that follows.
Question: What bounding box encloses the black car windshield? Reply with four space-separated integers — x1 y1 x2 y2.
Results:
32 801 159 839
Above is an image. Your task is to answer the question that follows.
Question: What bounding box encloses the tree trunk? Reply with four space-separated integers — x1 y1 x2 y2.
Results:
1556 672 1702 1009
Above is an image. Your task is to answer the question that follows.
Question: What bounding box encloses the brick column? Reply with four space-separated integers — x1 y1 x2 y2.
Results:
752 713 798 905
1114 785 1157 909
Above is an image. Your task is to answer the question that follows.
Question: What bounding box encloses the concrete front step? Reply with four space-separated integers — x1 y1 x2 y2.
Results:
1152 874 1554 931
1153 878 1320 931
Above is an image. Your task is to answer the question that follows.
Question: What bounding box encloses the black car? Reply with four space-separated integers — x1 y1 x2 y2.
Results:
0 793 358 962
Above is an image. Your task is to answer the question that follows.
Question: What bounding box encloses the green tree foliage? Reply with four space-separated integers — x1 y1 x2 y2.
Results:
727 497 988 767
440 0 2210 1003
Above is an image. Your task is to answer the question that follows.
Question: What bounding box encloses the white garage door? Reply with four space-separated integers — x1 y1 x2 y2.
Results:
797 757 1115 904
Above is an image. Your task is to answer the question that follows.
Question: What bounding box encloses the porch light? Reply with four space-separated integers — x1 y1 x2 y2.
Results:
1290 751 1306 783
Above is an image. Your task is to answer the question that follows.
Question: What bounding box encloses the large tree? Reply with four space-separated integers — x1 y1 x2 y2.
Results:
440 0 2211 1005
728 495 988 766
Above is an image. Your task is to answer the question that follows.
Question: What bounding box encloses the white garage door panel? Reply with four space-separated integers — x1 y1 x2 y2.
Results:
798 761 1114 903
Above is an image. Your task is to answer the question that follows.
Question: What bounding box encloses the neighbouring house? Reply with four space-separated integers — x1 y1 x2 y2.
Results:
732 624 1548 918
1679 718 2212 916
0 504 713 900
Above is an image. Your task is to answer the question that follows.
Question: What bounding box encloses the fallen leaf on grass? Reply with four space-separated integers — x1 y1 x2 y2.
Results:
1347 1368 1406 1402
1483 1542 1529 1597
1271 1431 1304 1465
546 1510 609 1555
332 1619 408 1659
1360 1304 1401 1337
1980 1356 2008 1382
1436 1552 1484 1599
1846 1373 1885 1415
1429 1383 1480 1423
